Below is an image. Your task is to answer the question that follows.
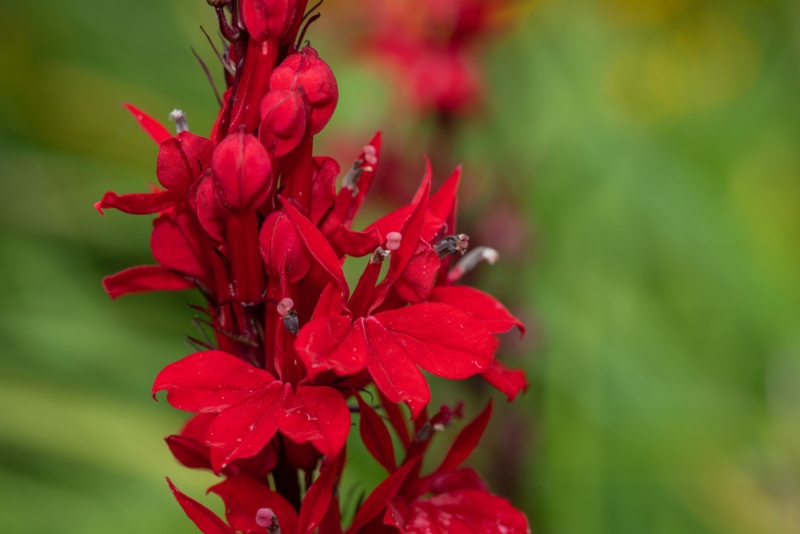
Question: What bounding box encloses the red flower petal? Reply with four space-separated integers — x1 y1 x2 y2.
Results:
212 131 273 212
166 478 233 534
483 360 528 402
392 239 440 303
363 317 431 418
208 476 299 534
152 350 275 412
94 189 182 215
151 212 207 280
295 316 366 378
374 303 495 379
354 390 397 473
123 103 171 144
405 490 530 534
435 400 492 476
207 382 284 471
280 198 349 300
348 459 419 533
299 455 342 534
429 286 525 336
279 385 351 458
102 265 193 299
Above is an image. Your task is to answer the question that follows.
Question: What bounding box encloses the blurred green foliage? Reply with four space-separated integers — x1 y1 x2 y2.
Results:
1 0 800 533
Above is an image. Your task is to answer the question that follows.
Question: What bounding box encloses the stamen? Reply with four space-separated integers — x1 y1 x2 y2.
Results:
255 508 281 533
385 232 402 251
341 144 378 196
277 298 299 335
434 233 469 258
362 144 377 166
169 109 190 133
447 246 499 283
370 247 389 263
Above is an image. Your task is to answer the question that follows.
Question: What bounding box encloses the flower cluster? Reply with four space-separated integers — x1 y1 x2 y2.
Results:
97 1 529 532
358 0 507 116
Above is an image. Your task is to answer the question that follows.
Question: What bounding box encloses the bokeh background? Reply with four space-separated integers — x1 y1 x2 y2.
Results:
2 0 800 532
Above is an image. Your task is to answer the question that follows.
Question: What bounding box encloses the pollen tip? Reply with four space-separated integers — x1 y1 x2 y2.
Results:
385 231 402 251
277 297 295 317
483 247 499 264
256 508 280 532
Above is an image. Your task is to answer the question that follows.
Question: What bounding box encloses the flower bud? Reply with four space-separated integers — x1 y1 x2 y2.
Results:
270 48 337 135
211 131 273 212
259 88 311 157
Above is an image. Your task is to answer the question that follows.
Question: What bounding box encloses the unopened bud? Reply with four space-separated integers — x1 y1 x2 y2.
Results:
169 109 189 133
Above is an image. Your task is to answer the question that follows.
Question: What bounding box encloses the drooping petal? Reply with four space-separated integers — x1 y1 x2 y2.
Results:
123 103 171 144
152 350 275 412
102 265 193 299
429 286 525 336
374 303 495 379
482 360 528 402
279 385 351 458
166 478 234 534
94 189 182 215
208 476 299 534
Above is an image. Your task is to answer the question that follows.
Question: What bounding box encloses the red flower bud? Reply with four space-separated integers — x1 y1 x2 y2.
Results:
269 47 337 135
241 0 290 42
259 88 311 157
211 131 273 212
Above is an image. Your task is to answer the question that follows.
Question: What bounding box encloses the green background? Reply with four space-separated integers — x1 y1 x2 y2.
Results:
2 0 800 532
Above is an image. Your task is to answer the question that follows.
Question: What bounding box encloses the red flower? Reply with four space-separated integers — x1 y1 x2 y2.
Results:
153 351 350 472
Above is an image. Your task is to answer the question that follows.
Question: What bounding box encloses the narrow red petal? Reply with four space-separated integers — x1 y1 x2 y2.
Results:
435 400 492 476
152 350 275 412
347 459 419 533
102 265 193 299
166 478 233 534
299 454 342 534
94 189 181 215
281 198 350 299
123 103 172 144
427 165 461 234
354 390 397 472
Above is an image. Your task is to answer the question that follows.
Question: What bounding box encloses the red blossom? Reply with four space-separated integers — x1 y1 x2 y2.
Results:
98 1 530 530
